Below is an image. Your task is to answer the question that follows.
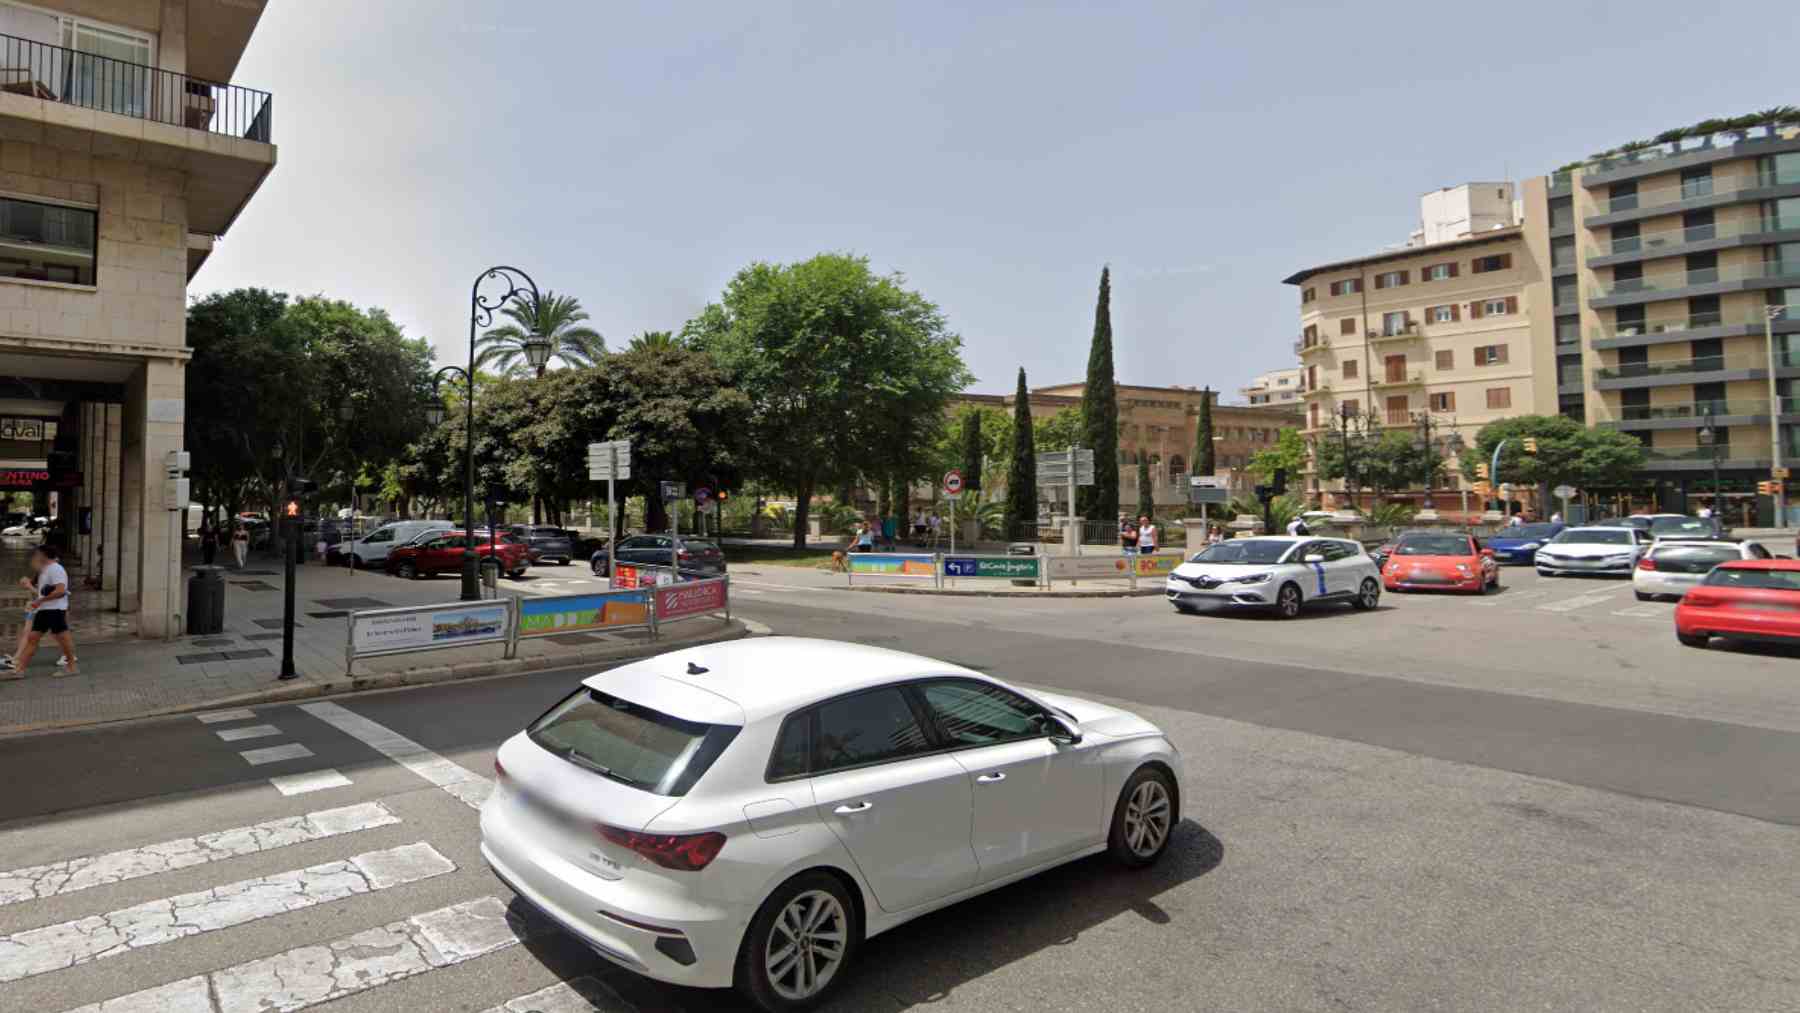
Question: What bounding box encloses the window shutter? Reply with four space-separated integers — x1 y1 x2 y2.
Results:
1375 274 1386 290
1450 303 1461 321
1497 345 1509 363
1500 254 1512 270
1470 301 1484 319
1475 347 1488 366
1505 295 1518 314
1399 271 1409 286
1449 262 1459 278
1403 311 1412 326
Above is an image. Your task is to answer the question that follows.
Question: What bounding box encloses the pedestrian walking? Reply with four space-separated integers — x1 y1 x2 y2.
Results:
231 522 249 568
1119 515 1139 556
1286 516 1309 536
1 543 77 677
199 519 219 566
1136 515 1158 555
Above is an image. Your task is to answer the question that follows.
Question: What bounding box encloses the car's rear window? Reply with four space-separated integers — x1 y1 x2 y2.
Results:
1650 545 1739 565
1701 568 1800 592
683 540 720 552
1554 529 1632 545
1396 535 1471 556
1649 517 1712 536
529 688 740 796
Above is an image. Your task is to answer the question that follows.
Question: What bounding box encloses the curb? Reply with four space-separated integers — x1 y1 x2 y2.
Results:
0 618 753 738
845 585 1164 598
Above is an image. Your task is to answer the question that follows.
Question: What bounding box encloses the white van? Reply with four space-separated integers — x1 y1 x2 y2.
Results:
343 520 453 568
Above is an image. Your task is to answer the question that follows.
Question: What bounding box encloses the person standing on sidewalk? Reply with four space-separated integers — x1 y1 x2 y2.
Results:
231 522 249 568
1 544 77 677
1119 515 1139 558
199 519 219 566
1137 515 1158 557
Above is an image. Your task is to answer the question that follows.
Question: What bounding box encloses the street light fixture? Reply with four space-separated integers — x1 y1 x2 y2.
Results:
1700 412 1721 515
1765 302 1789 524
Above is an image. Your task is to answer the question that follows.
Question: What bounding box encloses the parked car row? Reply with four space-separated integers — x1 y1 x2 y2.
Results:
592 535 728 577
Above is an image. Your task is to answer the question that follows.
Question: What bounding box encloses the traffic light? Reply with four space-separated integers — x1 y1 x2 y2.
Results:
1476 463 1490 479
1523 437 1539 453
285 500 299 518
716 489 729 502
1272 468 1288 496
1760 481 1782 496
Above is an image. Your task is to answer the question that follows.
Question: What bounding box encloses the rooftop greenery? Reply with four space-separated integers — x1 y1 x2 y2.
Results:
1554 105 1800 173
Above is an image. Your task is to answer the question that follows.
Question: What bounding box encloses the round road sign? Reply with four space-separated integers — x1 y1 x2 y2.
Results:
943 469 963 496
1553 484 1577 500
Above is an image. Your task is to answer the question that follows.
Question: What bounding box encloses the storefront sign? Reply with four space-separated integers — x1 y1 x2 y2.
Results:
518 590 649 637
0 468 49 489
654 579 727 622
847 553 936 577
351 603 508 656
943 556 1040 579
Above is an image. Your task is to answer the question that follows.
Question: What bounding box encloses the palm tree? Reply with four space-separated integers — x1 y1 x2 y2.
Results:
627 330 679 353
475 291 604 376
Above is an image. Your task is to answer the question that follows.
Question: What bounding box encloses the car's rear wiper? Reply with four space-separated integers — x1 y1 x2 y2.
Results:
564 748 644 788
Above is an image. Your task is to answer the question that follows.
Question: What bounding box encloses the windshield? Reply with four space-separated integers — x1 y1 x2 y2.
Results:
529 688 740 796
1395 535 1472 556
1701 567 1800 592
1188 539 1294 565
682 539 720 552
1553 529 1632 545
1649 516 1713 536
1507 524 1561 539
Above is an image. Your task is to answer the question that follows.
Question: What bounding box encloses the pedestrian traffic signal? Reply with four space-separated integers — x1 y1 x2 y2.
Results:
1760 481 1783 495
1523 438 1539 453
717 489 729 502
1476 463 1490 479
285 500 299 518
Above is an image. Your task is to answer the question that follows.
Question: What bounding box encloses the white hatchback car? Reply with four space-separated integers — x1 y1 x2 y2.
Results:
1633 538 1772 601
1165 535 1381 617
480 637 1184 1011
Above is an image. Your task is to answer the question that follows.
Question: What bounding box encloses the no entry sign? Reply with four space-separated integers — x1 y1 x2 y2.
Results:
943 469 963 496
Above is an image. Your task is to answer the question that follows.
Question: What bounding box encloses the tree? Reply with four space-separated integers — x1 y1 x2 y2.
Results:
627 330 679 353
1078 267 1119 522
475 291 604 377
1247 429 1308 485
960 410 985 492
1006 369 1038 539
1034 408 1083 453
1136 457 1155 519
1194 388 1215 475
1463 414 1646 496
684 253 972 547
1360 430 1444 498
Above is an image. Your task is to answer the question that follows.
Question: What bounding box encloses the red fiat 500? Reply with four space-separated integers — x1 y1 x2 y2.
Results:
1674 559 1800 649
1381 531 1498 594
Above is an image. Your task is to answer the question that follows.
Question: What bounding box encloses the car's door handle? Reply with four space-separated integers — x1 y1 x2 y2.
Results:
833 802 873 814
976 772 1007 783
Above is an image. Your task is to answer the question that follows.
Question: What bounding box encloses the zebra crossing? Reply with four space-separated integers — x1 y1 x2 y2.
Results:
1411 573 1678 622
0 704 650 1013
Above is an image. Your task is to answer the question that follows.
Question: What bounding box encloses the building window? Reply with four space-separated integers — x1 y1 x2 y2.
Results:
1381 310 1411 335
1303 324 1318 344
1339 317 1356 335
1385 396 1409 425
1429 305 1456 324
1473 297 1516 319
1485 387 1512 410
0 196 98 286
1473 344 1509 366
1610 222 1640 255
1329 278 1362 296
1684 208 1716 242
1302 287 1316 303
1556 316 1580 345
1435 349 1454 370
1680 166 1714 200
1342 359 1358 379
1551 236 1576 269
1609 181 1638 213
1430 392 1455 412
1471 253 1512 274
1548 196 1574 231
1342 399 1359 415
1375 270 1408 289
1553 277 1577 309
1423 262 1457 281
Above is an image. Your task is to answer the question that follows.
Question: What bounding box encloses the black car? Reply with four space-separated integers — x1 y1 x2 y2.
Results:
590 535 727 577
508 524 576 565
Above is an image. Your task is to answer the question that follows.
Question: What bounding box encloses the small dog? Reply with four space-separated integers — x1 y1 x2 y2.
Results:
830 550 847 573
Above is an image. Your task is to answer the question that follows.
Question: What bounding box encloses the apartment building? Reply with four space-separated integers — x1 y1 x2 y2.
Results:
1284 191 1555 508
0 0 275 636
1551 122 1800 523
1238 366 1302 410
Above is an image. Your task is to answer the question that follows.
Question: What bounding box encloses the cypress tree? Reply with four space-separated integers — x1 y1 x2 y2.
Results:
1136 456 1155 521
1078 266 1120 523
1195 387 1215 475
961 410 984 492
1006 368 1038 539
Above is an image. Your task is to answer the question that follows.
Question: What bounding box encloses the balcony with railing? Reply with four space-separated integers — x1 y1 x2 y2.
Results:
1366 321 1421 343
1370 369 1425 389
1601 397 1800 427
1594 260 1800 300
1582 123 1800 179
1589 165 1800 222
1295 335 1331 357
0 32 271 142
1591 306 1799 345
1591 216 1800 267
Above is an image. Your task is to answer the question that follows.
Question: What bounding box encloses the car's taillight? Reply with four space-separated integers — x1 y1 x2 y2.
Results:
596 823 726 871
1637 557 1657 571
678 549 692 559
493 758 509 782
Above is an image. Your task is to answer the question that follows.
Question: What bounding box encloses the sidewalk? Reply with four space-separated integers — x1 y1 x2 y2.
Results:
0 548 746 736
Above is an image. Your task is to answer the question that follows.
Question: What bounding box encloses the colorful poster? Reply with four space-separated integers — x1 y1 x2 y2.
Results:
352 603 508 655
655 579 728 622
518 591 650 637
847 554 936 577
612 563 640 589
1134 552 1183 577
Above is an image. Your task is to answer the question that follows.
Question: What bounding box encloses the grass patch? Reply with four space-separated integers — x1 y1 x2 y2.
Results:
722 545 841 568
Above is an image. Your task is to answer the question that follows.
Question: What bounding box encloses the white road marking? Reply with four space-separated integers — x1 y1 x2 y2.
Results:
732 579 825 592
64 896 538 1013
300 701 493 810
1536 588 1628 613
0 802 398 910
0 842 452 984
1615 603 1671 618
268 769 354 796
1467 589 1552 607
478 977 628 1013
214 724 282 742
240 742 314 766
195 708 257 724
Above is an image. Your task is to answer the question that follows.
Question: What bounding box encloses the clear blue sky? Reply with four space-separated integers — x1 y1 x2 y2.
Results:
196 0 1797 399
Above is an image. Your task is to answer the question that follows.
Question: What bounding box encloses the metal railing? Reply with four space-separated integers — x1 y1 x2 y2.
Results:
1371 369 1425 387
1600 167 1800 215
1591 306 1796 341
1597 261 1800 297
1604 216 1796 257
1584 124 1799 175
1611 397 1800 422
1595 356 1737 380
1367 322 1420 340
0 31 271 142
1642 446 1766 463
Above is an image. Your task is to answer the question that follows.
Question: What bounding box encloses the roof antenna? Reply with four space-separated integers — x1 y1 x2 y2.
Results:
686 661 709 675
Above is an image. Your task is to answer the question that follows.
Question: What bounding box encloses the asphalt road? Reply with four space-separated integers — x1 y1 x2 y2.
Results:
1 570 1796 1012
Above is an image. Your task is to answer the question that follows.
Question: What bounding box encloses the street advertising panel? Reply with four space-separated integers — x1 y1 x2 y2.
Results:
846 553 936 578
351 602 509 657
614 563 678 589
518 590 650 638
1043 551 1186 580
943 555 1041 580
1133 551 1184 577
654 578 728 624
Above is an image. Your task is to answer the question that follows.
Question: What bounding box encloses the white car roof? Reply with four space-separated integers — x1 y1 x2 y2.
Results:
583 636 987 723
1563 526 1636 533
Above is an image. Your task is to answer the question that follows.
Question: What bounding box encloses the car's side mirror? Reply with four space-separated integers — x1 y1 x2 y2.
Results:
1303 553 1325 563
1047 715 1083 745
1481 548 1496 558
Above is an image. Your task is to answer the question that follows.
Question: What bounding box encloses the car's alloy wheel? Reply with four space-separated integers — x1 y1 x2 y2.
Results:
1275 583 1302 619
396 561 416 580
1354 578 1380 610
1108 766 1177 867
738 872 857 1012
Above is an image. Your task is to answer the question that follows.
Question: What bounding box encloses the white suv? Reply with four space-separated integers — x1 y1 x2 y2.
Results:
1633 538 1771 601
1166 536 1381 618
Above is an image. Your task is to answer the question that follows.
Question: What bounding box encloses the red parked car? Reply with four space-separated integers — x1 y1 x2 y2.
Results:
385 530 530 580
1674 559 1800 649
1380 531 1498 594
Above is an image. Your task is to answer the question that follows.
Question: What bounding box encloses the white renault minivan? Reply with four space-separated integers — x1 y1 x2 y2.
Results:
342 519 452 568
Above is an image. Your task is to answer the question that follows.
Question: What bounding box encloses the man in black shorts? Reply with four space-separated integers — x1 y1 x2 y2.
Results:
1 543 77 677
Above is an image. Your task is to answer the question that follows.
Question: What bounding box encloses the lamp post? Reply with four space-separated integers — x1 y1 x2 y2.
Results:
1766 303 1788 523
1337 403 1357 513
1443 431 1467 518
1413 412 1438 511
434 267 545 601
1700 413 1721 516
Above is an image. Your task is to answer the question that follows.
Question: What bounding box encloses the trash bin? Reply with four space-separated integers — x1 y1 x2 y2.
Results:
1008 542 1037 587
187 565 226 635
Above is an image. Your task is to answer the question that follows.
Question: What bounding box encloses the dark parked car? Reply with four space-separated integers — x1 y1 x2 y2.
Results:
508 524 575 565
386 531 530 580
590 535 726 577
